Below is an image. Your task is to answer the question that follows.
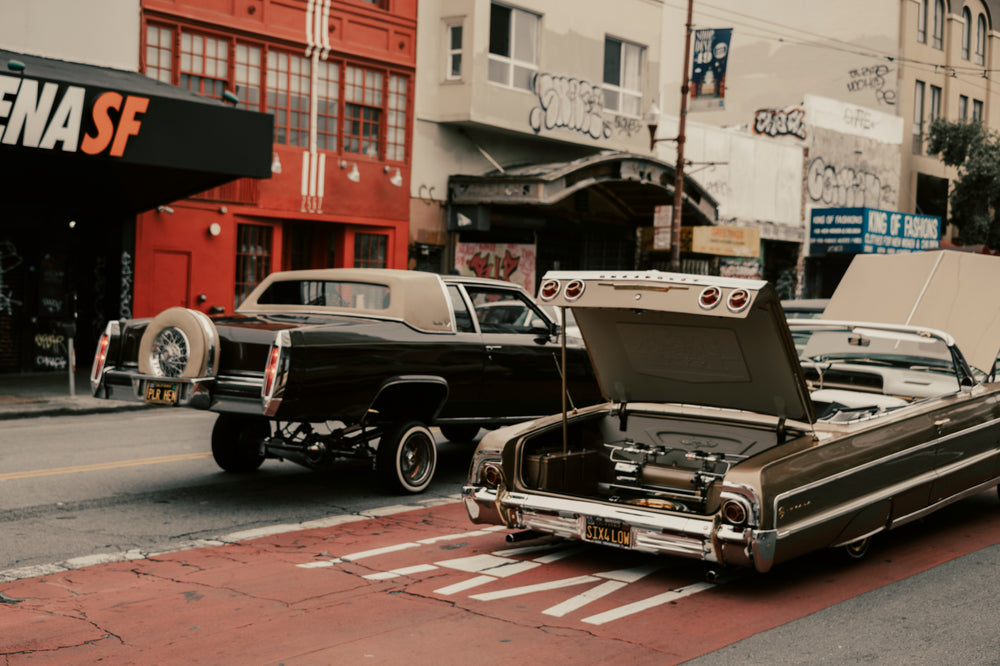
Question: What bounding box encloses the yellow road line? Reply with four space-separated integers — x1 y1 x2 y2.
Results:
0 452 213 480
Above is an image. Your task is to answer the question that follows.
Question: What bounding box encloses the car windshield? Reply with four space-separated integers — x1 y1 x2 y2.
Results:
796 324 953 369
255 280 391 310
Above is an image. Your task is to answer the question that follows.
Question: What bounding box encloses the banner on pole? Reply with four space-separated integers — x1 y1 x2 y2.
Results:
690 28 732 112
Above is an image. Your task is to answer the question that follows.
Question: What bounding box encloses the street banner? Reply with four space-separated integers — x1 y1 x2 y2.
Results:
690 28 732 112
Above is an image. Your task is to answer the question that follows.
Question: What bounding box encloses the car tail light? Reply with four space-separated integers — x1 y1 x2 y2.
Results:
262 330 291 416
90 320 120 394
564 280 585 301
482 462 503 488
699 286 721 310
263 345 282 397
727 289 751 313
539 279 561 301
721 498 749 526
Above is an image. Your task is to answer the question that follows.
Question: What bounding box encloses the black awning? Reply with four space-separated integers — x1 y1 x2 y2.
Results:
0 49 273 216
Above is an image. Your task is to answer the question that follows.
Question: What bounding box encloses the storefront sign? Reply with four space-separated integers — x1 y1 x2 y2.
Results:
455 242 536 294
680 225 760 258
810 207 940 255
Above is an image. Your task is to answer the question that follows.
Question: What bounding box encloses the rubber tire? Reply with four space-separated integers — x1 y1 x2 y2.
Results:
376 421 437 494
841 536 872 561
211 414 267 473
439 424 480 443
138 307 220 378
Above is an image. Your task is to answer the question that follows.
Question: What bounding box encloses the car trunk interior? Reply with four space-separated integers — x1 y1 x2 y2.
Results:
516 411 784 515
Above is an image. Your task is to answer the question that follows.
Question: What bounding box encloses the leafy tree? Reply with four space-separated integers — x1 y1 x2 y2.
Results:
927 118 1000 246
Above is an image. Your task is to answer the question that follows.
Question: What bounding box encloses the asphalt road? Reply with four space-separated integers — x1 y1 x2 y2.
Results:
0 409 471 574
3 410 1000 663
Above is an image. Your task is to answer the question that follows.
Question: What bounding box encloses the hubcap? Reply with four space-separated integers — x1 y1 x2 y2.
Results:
401 433 432 484
149 326 189 377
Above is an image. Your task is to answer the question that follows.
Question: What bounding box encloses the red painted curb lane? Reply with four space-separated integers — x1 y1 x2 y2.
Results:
1 492 998 665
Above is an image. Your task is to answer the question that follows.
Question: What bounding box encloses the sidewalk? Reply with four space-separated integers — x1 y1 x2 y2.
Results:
0 368 152 420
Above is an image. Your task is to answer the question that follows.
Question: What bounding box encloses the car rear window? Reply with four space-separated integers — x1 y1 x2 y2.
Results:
256 280 391 310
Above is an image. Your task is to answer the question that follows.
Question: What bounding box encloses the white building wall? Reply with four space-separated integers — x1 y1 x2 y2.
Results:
0 0 140 71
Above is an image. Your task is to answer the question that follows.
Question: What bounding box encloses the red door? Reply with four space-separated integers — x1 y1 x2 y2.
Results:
150 250 191 312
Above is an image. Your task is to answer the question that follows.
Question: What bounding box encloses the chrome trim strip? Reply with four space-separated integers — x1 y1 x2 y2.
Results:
891 475 1000 528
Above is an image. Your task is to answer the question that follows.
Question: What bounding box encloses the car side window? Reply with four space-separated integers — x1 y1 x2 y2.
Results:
466 287 550 335
446 285 476 333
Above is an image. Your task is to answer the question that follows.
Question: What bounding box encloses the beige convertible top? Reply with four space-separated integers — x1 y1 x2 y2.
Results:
824 250 1000 373
236 268 456 333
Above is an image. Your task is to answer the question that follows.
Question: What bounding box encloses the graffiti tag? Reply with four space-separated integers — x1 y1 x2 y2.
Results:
467 249 521 283
120 251 133 320
806 156 886 208
753 108 807 139
529 73 612 140
846 64 896 106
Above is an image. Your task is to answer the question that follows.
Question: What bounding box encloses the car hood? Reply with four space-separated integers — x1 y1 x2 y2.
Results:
540 271 814 424
823 250 1000 374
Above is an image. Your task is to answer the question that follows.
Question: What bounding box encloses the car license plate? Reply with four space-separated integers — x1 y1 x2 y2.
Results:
584 516 631 548
144 381 179 405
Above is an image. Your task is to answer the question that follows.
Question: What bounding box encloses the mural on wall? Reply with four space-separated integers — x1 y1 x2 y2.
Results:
455 242 536 294
752 108 807 139
846 64 896 106
806 126 898 210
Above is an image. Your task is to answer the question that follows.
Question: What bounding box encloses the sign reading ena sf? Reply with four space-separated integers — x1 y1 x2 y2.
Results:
810 207 940 255
0 75 147 157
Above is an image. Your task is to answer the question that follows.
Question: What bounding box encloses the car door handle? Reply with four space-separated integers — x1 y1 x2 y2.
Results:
485 345 502 351
934 418 951 427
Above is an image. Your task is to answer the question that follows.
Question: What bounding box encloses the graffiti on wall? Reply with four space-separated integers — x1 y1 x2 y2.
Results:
846 65 896 106
34 331 67 370
120 251 133 320
529 73 612 140
806 156 889 209
752 108 807 139
0 240 23 316
455 242 536 294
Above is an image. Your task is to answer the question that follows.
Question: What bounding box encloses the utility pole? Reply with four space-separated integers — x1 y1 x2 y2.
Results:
671 0 694 272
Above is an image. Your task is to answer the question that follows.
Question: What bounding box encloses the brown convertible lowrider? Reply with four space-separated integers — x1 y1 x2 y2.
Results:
463 251 1000 572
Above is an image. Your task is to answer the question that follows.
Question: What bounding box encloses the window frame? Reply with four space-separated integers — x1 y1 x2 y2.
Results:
446 21 464 81
488 2 540 91
931 0 944 49
959 94 969 120
602 36 645 118
913 79 925 154
973 98 984 121
976 14 987 65
917 0 927 43
962 7 972 59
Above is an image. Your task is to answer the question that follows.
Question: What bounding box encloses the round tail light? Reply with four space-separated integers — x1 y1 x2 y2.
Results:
564 280 585 301
699 286 721 309
539 279 561 301
482 462 503 487
722 499 749 526
727 289 750 313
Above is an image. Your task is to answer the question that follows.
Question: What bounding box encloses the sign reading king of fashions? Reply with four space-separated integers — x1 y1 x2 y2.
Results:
0 75 148 157
810 207 941 255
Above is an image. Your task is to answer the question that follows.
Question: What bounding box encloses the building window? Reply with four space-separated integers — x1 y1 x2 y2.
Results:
932 0 944 49
235 44 262 111
976 14 987 65
913 80 925 154
317 59 340 151
603 37 644 117
959 94 969 120
387 75 408 161
962 8 972 59
973 99 984 121
446 23 463 80
917 0 927 43
145 25 173 84
267 51 311 146
488 3 539 90
344 66 383 157
180 32 229 100
930 85 941 125
354 233 387 268
235 224 273 310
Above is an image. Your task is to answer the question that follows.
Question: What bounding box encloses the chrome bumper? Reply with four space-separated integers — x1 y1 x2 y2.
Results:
462 485 777 573
93 368 264 414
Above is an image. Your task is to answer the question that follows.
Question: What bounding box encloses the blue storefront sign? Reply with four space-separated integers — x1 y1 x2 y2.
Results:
810 207 941 255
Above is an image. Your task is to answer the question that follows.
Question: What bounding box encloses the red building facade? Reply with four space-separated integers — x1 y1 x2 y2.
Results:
135 0 416 317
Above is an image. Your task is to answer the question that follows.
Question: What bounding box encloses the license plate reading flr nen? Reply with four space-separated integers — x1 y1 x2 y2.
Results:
584 516 631 548
144 381 179 405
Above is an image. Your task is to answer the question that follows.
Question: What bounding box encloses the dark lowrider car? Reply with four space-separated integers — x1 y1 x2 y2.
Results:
91 269 599 493
463 251 1000 572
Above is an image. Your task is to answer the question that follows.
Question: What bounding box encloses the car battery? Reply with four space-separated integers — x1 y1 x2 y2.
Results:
523 449 599 493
